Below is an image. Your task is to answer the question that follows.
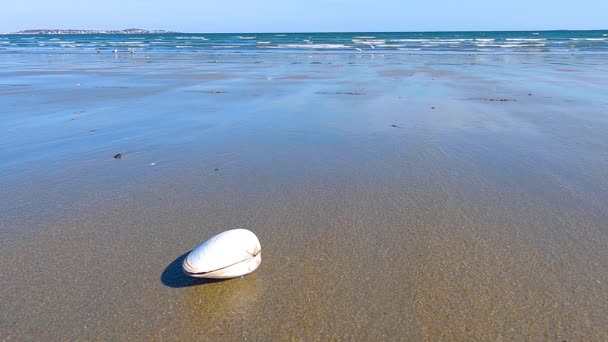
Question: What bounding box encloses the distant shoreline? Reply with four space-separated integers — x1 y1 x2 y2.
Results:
11 28 176 35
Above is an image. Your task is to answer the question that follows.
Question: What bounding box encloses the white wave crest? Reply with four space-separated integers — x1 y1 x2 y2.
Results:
266 44 351 49
505 38 546 42
389 39 430 42
352 39 386 45
475 43 546 48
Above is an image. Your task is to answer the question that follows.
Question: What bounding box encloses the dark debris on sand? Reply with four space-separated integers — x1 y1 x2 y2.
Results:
1 84 32 87
471 98 517 102
316 91 366 96
183 90 227 94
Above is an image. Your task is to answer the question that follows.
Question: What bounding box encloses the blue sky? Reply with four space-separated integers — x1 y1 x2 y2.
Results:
2 0 607 33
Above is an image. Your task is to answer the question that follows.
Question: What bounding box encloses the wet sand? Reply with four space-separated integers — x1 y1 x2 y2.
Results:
1 53 608 340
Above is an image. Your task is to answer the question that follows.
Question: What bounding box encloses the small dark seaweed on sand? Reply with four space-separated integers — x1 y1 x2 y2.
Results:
338 91 365 96
184 90 227 94
471 98 517 102
316 91 366 96
1 84 32 87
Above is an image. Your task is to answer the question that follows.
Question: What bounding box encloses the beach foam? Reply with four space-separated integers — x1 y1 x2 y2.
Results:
505 38 547 41
260 44 352 50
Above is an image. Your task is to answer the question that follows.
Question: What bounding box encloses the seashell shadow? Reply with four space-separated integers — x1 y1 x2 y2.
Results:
161 252 226 288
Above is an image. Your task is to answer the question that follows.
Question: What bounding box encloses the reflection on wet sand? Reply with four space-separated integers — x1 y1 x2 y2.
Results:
1 52 607 340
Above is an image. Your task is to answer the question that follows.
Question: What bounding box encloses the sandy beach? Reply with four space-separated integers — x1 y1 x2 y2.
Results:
1 50 608 340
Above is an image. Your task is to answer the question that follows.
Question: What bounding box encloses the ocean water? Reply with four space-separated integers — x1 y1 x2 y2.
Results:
1 30 608 54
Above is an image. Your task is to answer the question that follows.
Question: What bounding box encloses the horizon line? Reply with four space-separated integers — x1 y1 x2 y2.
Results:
4 28 608 35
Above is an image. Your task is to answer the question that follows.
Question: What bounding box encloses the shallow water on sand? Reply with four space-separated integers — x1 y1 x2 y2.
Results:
1 51 608 340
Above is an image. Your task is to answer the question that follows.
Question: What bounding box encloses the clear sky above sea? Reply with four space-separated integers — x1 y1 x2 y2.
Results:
2 0 607 33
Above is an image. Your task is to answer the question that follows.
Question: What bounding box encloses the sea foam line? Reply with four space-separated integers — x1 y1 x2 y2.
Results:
505 38 547 41
262 44 352 49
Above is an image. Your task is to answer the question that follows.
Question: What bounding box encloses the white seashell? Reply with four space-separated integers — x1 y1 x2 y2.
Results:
182 229 261 279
